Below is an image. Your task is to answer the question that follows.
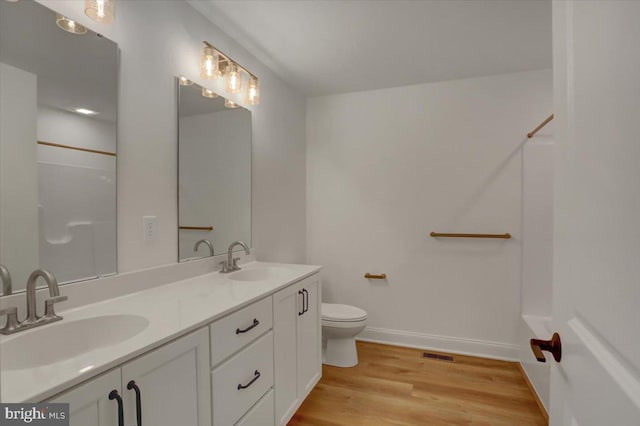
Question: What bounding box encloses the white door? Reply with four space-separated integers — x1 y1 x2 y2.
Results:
120 329 211 426
273 282 302 425
550 1 640 425
49 370 121 426
297 277 322 397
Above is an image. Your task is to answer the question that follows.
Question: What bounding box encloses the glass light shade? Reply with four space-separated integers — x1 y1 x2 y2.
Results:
246 76 260 105
178 76 193 86
200 46 219 80
224 98 239 109
85 0 115 24
56 14 88 34
201 87 218 99
225 63 242 94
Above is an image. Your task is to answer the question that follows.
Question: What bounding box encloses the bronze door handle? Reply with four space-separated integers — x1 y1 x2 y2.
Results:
530 332 562 363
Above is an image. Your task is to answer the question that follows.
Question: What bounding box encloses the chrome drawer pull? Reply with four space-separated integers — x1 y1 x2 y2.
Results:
236 318 259 335
237 370 261 390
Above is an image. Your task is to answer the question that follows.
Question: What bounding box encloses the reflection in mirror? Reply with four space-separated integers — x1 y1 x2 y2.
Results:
178 79 251 261
0 1 118 293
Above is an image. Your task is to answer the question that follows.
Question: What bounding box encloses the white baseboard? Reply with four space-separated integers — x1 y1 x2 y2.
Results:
357 326 519 361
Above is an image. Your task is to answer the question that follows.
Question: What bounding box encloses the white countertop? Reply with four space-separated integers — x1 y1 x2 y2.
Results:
0 261 321 403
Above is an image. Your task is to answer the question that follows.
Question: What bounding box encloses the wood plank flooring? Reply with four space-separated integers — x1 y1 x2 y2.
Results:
288 341 547 426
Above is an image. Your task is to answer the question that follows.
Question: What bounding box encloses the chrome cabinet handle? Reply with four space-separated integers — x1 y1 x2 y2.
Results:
108 390 124 426
127 380 142 426
237 370 261 390
302 289 309 314
236 318 259 335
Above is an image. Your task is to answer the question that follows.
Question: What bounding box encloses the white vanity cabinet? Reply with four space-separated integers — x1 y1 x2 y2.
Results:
121 328 211 426
41 269 322 426
50 328 211 426
273 274 322 425
49 370 122 426
210 297 275 426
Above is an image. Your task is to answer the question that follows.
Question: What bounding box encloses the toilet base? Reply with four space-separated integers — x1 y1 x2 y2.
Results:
323 336 359 368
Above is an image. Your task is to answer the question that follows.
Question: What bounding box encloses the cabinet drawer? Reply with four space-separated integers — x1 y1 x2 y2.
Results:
212 331 274 426
235 389 274 426
211 297 273 366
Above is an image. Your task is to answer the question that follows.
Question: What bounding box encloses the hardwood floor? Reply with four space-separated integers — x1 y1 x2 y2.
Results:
288 341 547 426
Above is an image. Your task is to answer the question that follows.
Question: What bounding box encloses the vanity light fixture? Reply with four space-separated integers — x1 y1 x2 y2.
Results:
246 75 260 105
178 76 193 86
226 63 242 94
85 0 115 24
201 41 260 105
56 14 88 35
224 98 239 109
201 87 218 99
200 45 220 79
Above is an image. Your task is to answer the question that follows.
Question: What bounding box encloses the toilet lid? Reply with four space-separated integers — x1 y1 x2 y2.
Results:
322 303 367 322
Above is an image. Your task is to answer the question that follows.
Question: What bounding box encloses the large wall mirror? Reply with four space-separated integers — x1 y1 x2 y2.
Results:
0 1 118 293
178 79 251 261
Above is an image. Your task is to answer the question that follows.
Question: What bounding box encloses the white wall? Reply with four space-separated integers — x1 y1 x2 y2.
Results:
0 63 39 290
307 69 553 359
518 139 554 412
36 0 307 272
179 110 251 259
522 139 554 316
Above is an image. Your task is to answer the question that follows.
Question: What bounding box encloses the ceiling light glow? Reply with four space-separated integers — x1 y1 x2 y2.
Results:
75 108 99 115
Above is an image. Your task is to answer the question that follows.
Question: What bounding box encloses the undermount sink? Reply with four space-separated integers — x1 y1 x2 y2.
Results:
228 267 290 282
1 314 149 371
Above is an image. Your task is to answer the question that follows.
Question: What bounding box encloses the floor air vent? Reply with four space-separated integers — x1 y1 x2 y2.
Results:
423 352 455 362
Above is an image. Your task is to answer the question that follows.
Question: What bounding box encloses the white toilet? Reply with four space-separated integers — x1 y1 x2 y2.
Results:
321 303 367 367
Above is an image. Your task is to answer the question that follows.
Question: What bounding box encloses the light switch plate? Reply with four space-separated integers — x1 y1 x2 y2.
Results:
143 216 157 241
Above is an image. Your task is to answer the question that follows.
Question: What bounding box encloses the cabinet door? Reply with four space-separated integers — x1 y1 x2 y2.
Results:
297 277 322 398
273 281 303 425
49 370 121 426
121 328 211 426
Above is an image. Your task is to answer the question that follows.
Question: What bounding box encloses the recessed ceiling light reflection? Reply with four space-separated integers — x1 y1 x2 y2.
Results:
56 14 88 35
74 108 99 115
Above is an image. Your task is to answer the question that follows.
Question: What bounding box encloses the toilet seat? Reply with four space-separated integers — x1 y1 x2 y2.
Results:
322 303 367 322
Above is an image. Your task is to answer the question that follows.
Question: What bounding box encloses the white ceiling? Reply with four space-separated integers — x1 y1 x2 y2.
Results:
191 0 552 97
0 0 118 122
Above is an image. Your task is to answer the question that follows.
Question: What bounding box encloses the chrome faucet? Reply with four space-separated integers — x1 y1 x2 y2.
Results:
220 241 250 273
0 264 11 296
194 239 215 257
0 268 68 335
